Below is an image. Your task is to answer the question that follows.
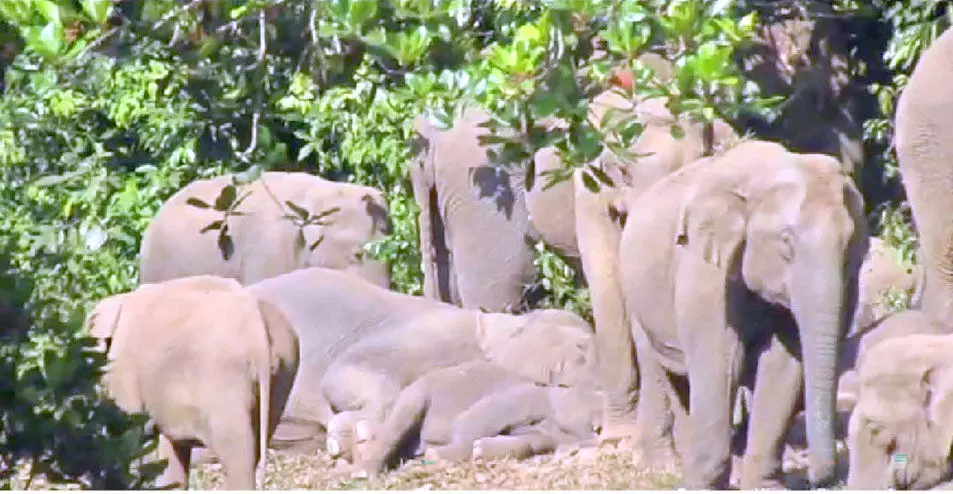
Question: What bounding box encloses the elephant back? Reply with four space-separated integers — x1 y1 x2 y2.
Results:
248 267 446 377
140 171 391 286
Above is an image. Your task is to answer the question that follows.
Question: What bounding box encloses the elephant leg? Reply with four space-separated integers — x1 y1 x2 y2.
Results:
574 177 639 441
156 435 192 489
355 378 431 474
270 390 334 453
321 364 402 426
741 330 802 489
631 318 678 467
433 385 550 462
675 259 741 489
472 432 554 460
410 163 455 303
210 420 258 490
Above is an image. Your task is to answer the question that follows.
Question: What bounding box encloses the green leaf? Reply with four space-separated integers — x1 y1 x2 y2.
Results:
217 227 235 261
581 170 600 193
200 220 224 234
35 0 62 26
670 124 685 139
348 0 378 29
81 0 112 24
214 185 238 211
186 197 211 209
587 165 614 187
525 154 536 192
309 234 326 251
285 200 310 220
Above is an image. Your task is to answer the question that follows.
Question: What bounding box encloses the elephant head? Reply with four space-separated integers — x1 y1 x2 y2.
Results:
476 309 598 388
847 333 953 489
674 140 867 485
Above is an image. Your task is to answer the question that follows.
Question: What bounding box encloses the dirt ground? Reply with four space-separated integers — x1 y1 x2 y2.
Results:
190 446 682 490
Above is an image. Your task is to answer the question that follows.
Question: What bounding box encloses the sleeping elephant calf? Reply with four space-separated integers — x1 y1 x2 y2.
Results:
620 140 867 488
341 359 602 475
85 276 300 489
847 327 953 490
247 267 597 453
140 171 391 287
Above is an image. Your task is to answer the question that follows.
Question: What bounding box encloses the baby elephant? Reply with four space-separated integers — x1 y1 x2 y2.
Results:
85 276 300 490
351 360 604 476
847 318 953 490
838 310 946 413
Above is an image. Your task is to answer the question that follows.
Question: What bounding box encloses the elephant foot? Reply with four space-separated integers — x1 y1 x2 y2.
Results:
327 437 343 459
598 420 640 449
425 444 472 462
472 436 534 460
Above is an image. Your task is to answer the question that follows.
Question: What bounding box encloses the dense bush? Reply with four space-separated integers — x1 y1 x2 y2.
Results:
0 0 944 487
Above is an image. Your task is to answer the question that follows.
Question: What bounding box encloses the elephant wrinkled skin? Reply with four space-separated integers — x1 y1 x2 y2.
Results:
349 359 603 475
247 267 597 453
847 329 953 490
620 140 867 488
85 276 300 490
896 27 953 330
410 108 536 312
140 171 391 287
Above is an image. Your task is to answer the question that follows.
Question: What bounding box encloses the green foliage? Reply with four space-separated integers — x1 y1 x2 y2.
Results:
862 1 949 248
0 0 871 486
528 242 592 323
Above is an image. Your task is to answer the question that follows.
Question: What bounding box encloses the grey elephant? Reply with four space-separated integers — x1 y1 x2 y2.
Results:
896 27 953 331
409 107 536 312
525 55 740 455
851 237 921 335
85 276 300 489
140 171 391 287
345 359 602 474
247 267 597 453
838 310 946 415
619 140 867 488
846 329 953 489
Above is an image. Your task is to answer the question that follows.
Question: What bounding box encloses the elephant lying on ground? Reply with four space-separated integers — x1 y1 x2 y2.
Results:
140 171 391 287
338 359 602 475
620 140 867 488
247 267 597 453
847 327 953 489
85 276 300 489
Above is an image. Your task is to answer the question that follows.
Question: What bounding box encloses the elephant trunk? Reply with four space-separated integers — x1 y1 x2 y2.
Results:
791 242 851 487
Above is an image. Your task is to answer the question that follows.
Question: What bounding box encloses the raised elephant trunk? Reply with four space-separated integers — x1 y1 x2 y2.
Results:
790 241 849 487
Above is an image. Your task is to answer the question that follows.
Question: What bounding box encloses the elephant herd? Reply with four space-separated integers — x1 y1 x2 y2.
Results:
81 31 953 491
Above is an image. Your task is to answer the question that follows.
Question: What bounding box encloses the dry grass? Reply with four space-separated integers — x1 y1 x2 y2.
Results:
190 447 681 490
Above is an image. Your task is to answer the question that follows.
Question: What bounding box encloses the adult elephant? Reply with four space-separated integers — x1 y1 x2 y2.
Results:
247 267 598 453
896 27 953 331
526 55 738 453
619 140 867 488
409 107 537 312
140 171 391 287
85 276 300 490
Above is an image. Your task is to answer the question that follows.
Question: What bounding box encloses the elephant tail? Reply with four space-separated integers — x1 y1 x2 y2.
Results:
254 299 275 488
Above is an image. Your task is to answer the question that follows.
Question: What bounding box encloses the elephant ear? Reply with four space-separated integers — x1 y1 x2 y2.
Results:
85 294 125 341
675 181 749 274
922 362 953 458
